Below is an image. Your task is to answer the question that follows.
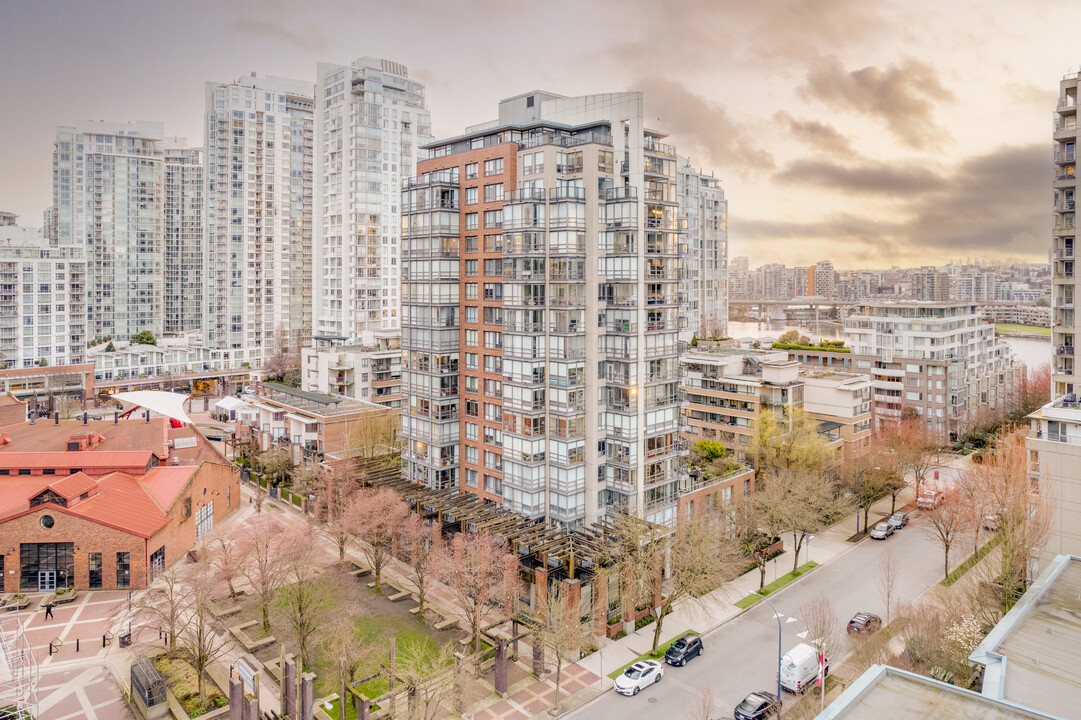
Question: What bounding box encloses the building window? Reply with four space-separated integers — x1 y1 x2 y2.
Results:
484 158 503 176
116 552 131 589
465 468 479 487
465 163 478 180
465 235 479 252
465 213 478 230
149 546 165 580
465 260 478 277
466 187 478 205
88 552 102 590
195 501 214 540
484 183 503 203
483 210 503 228
40 515 55 530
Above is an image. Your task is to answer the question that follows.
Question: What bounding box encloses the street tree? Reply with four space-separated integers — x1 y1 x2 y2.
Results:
754 468 850 575
747 406 831 480
841 459 887 536
686 687 718 720
799 592 841 711
724 495 776 592
535 585 591 709
600 513 665 622
399 513 442 622
886 417 937 498
319 606 371 707
649 511 740 654
922 489 966 582
237 513 289 633
877 546 900 627
274 522 338 667
431 529 519 652
346 487 410 592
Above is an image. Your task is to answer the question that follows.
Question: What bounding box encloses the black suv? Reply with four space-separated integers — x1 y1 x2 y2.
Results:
734 691 780 720
847 612 883 634
664 634 703 666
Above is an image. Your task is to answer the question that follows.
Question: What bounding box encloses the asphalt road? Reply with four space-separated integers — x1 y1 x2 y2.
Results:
572 514 952 720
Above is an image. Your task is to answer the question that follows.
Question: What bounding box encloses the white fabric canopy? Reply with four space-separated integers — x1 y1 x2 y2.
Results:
214 396 247 412
112 390 195 425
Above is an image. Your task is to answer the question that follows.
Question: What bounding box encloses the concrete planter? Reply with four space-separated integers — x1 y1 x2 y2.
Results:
52 587 78 604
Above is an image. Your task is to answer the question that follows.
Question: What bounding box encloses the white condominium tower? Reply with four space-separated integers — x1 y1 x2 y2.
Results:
402 91 695 528
161 137 203 334
1053 73 1079 396
0 215 87 368
315 57 431 344
677 157 727 338
52 120 165 340
203 73 314 363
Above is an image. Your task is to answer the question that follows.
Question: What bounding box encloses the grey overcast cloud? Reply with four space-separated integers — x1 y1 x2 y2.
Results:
1 0 1076 266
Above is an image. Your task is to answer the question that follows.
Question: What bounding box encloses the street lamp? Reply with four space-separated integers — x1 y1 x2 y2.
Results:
753 591 783 716
307 697 334 720
854 466 881 536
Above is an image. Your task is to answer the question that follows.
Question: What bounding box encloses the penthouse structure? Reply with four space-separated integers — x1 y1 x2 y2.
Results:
401 91 695 527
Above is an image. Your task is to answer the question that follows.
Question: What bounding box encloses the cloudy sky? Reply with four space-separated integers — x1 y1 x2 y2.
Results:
1 0 1075 268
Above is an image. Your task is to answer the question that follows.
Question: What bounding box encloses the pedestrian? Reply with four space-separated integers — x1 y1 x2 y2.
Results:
43 601 55 620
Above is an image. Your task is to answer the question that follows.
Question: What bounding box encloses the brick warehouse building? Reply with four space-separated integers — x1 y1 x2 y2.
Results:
0 416 239 592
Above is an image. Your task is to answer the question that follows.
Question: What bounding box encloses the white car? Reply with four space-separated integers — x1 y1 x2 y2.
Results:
614 660 664 696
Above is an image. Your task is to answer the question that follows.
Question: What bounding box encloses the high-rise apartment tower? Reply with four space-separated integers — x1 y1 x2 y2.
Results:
314 58 431 344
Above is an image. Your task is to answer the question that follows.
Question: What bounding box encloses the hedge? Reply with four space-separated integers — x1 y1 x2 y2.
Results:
772 342 850 353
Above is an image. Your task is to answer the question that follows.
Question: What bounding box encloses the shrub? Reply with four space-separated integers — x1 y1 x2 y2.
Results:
634 614 655 630
607 615 621 626
613 630 627 640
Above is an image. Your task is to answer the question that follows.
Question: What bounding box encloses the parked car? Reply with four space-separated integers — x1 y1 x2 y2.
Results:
887 511 910 529
779 642 828 693
847 611 883 634
917 490 944 510
734 691 781 720
870 522 895 540
664 634 703 666
614 660 663 696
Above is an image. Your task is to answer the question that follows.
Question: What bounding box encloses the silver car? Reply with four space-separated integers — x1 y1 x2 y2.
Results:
870 522 894 540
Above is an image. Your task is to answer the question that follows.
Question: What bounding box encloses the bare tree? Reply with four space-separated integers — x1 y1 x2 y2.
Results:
399 514 442 622
346 487 410 592
723 495 775 592
310 461 364 562
748 407 832 480
886 417 937 498
236 514 289 633
129 570 190 658
877 546 900 627
1016 362 1051 417
346 410 400 465
649 511 740 655
183 566 231 701
922 489 966 582
274 522 338 667
203 526 243 601
600 513 665 624
967 430 1052 616
397 640 458 720
319 607 369 709
535 585 591 709
799 593 841 711
755 469 850 575
431 529 519 652
686 687 718 720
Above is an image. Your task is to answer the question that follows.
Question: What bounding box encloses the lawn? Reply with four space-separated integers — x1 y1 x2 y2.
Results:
994 323 1051 336
941 534 1002 587
606 630 700 679
734 562 819 608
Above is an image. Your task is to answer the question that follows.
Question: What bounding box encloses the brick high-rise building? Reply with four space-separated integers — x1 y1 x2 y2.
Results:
402 91 700 528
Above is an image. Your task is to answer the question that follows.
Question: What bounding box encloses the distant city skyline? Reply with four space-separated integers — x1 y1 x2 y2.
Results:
1 0 1076 267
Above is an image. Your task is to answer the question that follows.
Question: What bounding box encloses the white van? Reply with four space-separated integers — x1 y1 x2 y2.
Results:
779 643 828 693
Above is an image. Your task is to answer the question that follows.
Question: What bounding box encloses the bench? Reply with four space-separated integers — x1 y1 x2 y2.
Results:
434 618 459 632
387 589 411 602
